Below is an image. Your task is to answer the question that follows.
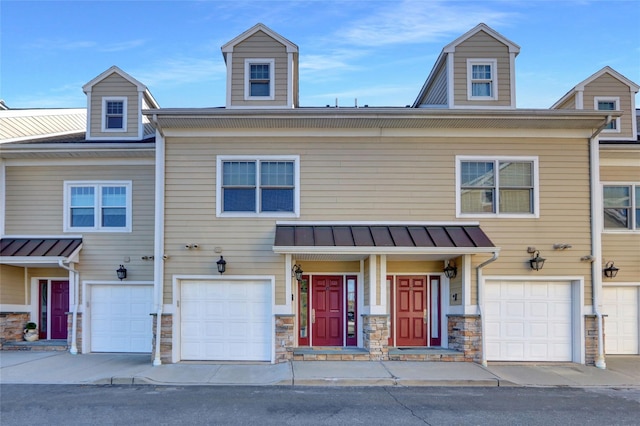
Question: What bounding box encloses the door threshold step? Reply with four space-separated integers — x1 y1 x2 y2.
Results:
1 339 69 351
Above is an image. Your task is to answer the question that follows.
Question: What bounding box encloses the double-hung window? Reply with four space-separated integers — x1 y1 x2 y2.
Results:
467 59 497 100
64 181 132 232
603 184 639 230
457 156 538 217
245 59 275 100
595 97 620 132
102 97 127 132
217 156 299 217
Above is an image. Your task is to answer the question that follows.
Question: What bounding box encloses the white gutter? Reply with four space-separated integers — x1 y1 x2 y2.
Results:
58 260 79 355
476 251 499 367
589 116 612 369
152 118 165 366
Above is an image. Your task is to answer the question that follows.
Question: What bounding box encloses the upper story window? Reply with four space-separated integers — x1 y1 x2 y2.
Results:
64 181 132 232
457 156 539 218
217 155 299 217
603 184 639 231
467 59 497 100
102 97 127 132
245 59 275 100
595 97 620 132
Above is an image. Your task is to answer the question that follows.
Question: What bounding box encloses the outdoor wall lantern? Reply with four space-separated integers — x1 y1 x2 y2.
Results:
116 265 127 280
443 261 457 279
216 256 226 274
603 261 619 278
529 251 546 271
292 264 304 282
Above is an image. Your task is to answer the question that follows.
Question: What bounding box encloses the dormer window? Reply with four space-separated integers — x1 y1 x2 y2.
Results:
595 97 620 132
467 59 498 100
245 59 275 100
102 97 127 132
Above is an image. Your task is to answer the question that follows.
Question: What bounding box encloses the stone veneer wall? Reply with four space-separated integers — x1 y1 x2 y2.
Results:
151 313 173 364
0 312 30 348
584 315 602 366
275 314 295 363
362 314 389 360
447 314 481 362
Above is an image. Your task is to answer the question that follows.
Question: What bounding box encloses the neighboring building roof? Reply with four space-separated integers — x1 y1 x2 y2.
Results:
273 223 496 256
0 108 87 143
0 237 83 267
551 66 640 109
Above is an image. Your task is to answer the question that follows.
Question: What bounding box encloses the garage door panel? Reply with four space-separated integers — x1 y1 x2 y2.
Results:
485 281 573 361
603 287 639 355
181 280 272 361
90 285 153 353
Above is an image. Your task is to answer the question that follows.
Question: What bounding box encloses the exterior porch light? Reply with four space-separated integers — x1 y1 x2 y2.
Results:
116 265 127 280
216 256 226 274
529 251 546 271
292 264 304 282
603 261 619 278
443 261 457 279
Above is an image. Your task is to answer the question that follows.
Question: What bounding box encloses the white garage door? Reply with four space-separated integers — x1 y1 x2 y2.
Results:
180 280 272 362
484 281 573 361
90 284 154 353
603 287 639 354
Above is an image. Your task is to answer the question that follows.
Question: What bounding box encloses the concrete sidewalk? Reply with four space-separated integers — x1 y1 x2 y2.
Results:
1 351 639 387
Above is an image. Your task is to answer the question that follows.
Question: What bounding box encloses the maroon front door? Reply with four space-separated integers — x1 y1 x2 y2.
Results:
312 276 343 346
395 276 427 346
50 281 69 339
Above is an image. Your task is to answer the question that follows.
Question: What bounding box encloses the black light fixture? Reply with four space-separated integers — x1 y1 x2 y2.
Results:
216 256 226 274
116 265 127 280
603 261 619 278
529 251 546 271
292 264 303 282
443 260 457 279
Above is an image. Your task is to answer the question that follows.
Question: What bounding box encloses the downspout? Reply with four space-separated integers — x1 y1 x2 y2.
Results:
58 260 79 355
477 251 499 367
152 116 165 366
590 115 612 369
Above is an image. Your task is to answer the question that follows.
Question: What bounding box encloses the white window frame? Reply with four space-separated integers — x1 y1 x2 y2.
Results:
216 155 300 218
63 181 132 232
602 182 640 233
456 155 540 218
467 59 498 101
244 59 275 100
101 97 128 132
594 97 620 133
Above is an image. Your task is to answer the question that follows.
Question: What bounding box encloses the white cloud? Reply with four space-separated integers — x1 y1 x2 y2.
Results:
336 0 517 47
132 58 226 88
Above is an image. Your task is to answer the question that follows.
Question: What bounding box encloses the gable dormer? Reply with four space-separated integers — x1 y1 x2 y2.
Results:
551 66 639 141
82 66 159 140
413 23 520 109
221 23 299 109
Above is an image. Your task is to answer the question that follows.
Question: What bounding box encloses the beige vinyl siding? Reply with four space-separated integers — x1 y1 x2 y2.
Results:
386 260 441 273
421 62 448 106
4 164 155 290
230 31 289 107
602 234 640 282
300 261 360 273
363 257 370 306
89 73 139 138
453 31 512 107
554 94 576 110
163 132 593 306
583 73 634 138
0 265 26 304
600 149 640 181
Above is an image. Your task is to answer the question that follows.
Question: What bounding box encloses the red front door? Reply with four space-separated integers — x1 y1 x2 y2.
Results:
50 281 69 339
396 276 427 346
312 276 343 346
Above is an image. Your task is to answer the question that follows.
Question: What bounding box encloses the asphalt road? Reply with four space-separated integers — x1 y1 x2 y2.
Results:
1 385 639 425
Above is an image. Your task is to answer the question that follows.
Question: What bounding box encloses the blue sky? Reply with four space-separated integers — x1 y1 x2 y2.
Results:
1 0 639 109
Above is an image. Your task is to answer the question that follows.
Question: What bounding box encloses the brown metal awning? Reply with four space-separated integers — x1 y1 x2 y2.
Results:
273 223 497 258
0 237 83 267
